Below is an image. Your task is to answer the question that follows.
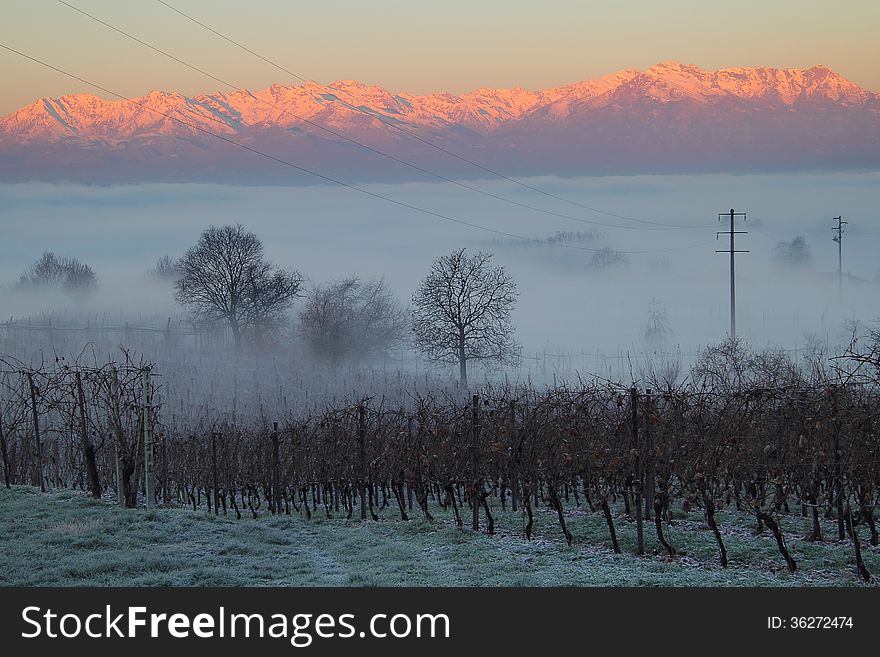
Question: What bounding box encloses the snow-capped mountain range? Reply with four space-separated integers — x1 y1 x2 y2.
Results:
2 62 878 183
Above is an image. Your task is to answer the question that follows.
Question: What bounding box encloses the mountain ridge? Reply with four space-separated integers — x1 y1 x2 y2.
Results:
2 62 878 182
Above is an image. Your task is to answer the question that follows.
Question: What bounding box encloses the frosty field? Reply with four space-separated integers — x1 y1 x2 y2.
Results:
1 486 876 587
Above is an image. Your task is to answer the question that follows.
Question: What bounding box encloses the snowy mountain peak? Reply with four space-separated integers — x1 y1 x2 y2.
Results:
646 61 702 75
1 62 877 181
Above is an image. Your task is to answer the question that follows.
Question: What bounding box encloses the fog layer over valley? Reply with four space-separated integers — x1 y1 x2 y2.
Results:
1 172 877 409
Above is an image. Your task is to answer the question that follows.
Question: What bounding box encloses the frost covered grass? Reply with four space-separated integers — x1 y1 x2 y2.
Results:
1 486 877 587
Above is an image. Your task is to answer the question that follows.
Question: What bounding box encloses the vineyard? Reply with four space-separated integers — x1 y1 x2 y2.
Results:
1 339 879 585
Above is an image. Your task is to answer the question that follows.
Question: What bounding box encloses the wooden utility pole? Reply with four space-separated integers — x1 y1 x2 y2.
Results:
472 394 480 531
143 367 155 511
630 387 644 555
716 209 748 340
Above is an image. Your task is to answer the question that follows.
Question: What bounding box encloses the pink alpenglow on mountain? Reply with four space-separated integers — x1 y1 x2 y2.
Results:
1 62 878 183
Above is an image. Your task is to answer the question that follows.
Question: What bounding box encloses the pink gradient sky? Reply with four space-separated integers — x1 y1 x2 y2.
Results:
1 0 878 115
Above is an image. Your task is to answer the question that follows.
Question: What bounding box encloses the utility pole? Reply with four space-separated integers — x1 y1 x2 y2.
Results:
832 216 847 294
716 209 748 340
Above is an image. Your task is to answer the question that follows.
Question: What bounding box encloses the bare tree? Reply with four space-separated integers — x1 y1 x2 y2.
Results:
587 247 628 271
773 236 812 268
17 252 97 294
150 255 181 282
644 297 672 344
174 224 303 349
411 249 519 384
299 276 407 365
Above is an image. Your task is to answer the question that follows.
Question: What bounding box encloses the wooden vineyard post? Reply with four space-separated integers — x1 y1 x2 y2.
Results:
112 368 125 507
631 387 644 555
26 372 45 493
509 400 519 513
211 431 220 515
644 389 655 521
143 367 155 511
831 389 845 541
0 410 10 489
272 421 282 515
161 428 168 505
472 394 480 531
75 370 101 498
406 416 414 511
358 404 367 521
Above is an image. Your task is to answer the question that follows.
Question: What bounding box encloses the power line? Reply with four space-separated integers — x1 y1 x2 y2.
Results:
0 41 713 256
55 0 698 233
152 0 707 232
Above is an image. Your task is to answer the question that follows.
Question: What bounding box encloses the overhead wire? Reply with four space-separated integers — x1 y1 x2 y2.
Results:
0 41 715 256
55 0 703 233
151 0 710 231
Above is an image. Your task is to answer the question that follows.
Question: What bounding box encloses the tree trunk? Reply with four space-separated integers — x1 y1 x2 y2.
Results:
806 488 822 542
445 483 462 526
702 491 727 567
549 484 573 545
523 485 534 540
458 336 467 385
653 496 676 556
600 498 621 554
230 320 243 351
120 460 136 509
480 491 495 536
392 479 408 521
757 509 797 573
416 483 433 522
845 503 872 583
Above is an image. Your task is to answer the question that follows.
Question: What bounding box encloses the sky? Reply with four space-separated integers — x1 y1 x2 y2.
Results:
1 0 879 115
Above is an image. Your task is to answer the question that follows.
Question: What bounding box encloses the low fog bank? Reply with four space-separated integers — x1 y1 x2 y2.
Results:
1 172 878 385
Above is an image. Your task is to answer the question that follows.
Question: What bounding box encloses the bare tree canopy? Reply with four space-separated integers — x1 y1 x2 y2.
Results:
773 235 812 268
411 248 519 384
299 276 408 365
588 247 628 271
16 252 97 294
644 298 672 343
174 224 303 348
150 255 181 282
